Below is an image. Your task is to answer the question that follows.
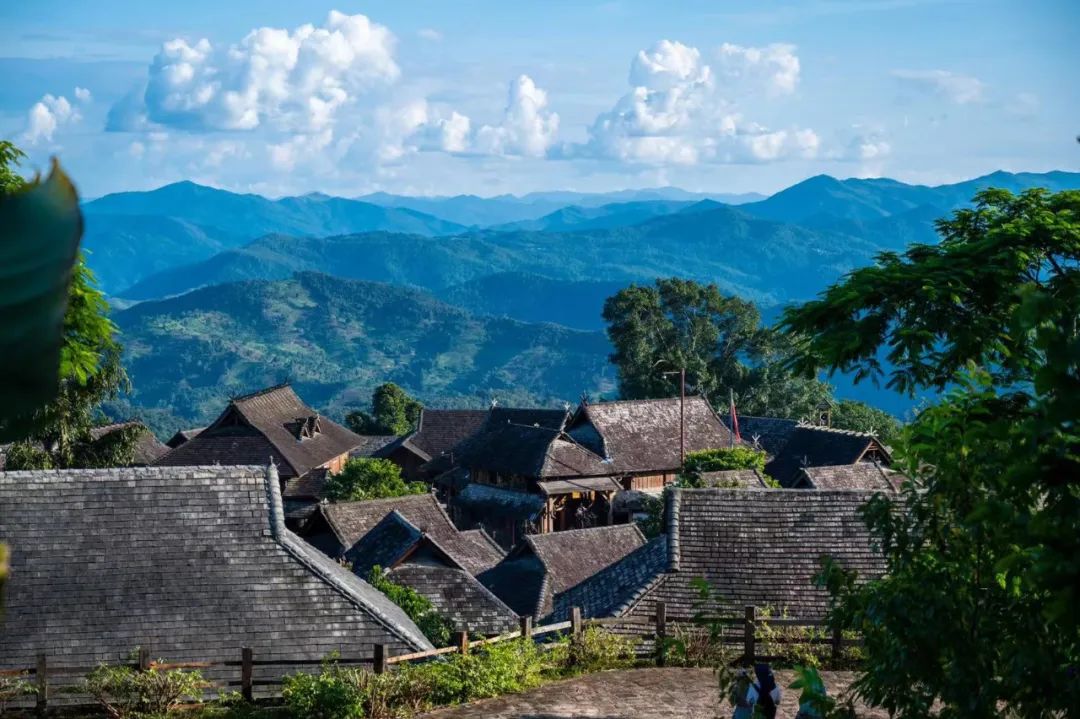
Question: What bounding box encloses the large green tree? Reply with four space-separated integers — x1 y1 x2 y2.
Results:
1 141 138 470
784 188 1080 718
345 382 423 436
322 457 427 502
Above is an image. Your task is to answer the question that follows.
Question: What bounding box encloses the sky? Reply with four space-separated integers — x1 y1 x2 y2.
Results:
1 0 1077 199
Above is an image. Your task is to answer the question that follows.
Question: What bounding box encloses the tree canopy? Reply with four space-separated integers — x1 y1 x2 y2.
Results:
786 188 1080 718
322 457 427 502
346 382 423 436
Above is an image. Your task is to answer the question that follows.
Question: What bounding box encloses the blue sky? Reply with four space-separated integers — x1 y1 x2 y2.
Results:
1 0 1076 198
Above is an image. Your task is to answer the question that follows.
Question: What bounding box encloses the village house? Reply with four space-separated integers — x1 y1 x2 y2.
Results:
548 487 887 626
374 408 490 482
0 464 431 686
763 425 892 488
155 384 365 524
448 397 739 542
477 524 647 619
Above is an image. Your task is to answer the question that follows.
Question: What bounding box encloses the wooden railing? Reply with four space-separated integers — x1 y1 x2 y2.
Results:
2 605 857 713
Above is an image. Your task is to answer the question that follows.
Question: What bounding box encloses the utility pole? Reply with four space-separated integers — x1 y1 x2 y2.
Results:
661 367 686 466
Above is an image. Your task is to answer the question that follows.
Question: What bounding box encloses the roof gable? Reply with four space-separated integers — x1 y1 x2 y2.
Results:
799 463 902 491
766 425 891 487
548 535 669 622
522 524 647 593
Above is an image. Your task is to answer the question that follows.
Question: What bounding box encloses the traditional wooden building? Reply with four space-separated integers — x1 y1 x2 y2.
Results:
764 425 892 488
88 421 170 466
155 384 365 523
374 409 490 481
450 396 739 541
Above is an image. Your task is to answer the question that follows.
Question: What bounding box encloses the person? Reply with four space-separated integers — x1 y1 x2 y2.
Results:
729 668 758 719
753 663 782 719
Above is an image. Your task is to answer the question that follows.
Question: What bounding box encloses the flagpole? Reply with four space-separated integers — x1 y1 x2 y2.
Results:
729 388 735 448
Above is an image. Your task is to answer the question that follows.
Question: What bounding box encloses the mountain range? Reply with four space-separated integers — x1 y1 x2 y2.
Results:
89 169 1080 431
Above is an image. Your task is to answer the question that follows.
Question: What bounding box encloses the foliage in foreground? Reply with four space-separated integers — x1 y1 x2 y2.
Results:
79 663 205 719
367 566 454 647
345 383 422 437
322 458 427 502
783 188 1080 718
0 674 34 714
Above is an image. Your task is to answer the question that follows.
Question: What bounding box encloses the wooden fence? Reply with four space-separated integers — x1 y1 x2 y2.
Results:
1 605 857 713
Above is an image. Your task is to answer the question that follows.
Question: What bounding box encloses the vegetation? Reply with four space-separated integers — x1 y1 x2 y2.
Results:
367 566 454 647
346 383 423 437
80 662 205 719
783 188 1080 718
828 399 901 446
679 447 768 486
323 459 427 503
0 674 33 714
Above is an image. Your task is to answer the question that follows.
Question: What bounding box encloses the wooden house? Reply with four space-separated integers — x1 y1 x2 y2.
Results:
374 408 490 481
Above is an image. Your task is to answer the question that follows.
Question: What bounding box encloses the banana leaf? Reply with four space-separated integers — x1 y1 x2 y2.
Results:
0 160 82 441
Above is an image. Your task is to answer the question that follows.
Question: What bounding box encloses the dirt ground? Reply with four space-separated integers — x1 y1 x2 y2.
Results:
418 667 889 719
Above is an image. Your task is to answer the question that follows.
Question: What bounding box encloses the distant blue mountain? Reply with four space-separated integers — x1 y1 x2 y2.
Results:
489 200 697 232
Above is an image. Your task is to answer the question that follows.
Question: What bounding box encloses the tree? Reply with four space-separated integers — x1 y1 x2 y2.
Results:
680 447 768 486
345 382 422 436
602 278 861 423
783 188 1080 718
0 141 138 469
322 457 427 502
829 399 902 446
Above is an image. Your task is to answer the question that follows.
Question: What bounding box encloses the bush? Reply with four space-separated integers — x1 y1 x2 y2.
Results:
323 459 427 502
80 663 205 719
368 566 454 647
680 447 768 487
565 626 638 674
413 639 548 706
0 674 33 715
282 663 362 719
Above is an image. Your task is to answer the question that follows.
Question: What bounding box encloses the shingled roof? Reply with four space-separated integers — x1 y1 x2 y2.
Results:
733 416 799 456
165 427 205 449
566 397 739 474
548 535 669 622
0 465 432 675
797 463 902 492
387 563 519 635
88 422 170 466
350 435 398 457
155 384 363 481
479 524 647 619
765 425 892 488
698 469 771 489
629 488 886 620
454 422 609 479
320 493 504 575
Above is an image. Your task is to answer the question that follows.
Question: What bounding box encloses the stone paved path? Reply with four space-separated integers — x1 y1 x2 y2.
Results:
419 668 888 719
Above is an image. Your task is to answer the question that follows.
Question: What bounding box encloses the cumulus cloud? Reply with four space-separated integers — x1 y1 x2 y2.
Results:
112 11 398 134
417 28 442 41
22 88 91 145
716 42 800 95
474 75 559 157
892 69 985 105
578 39 816 166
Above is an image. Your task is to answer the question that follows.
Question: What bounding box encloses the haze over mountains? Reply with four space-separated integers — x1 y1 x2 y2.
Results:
94 170 1080 434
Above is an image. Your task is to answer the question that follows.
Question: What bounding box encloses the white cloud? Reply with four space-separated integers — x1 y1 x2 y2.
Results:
892 69 985 105
23 93 79 145
578 39 817 166
716 42 800 95
474 75 559 158
417 28 442 41
115 11 399 134
74 86 92 102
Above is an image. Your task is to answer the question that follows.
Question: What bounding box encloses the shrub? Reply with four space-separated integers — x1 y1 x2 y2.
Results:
281 662 361 719
0 674 33 715
680 447 768 487
410 639 548 706
367 566 454 647
323 459 426 502
80 663 205 719
565 626 638 674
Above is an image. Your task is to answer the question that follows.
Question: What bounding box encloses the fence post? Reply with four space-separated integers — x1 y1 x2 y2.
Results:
241 648 253 702
519 616 533 640
457 631 470 656
571 606 582 639
138 647 151 671
35 654 47 718
743 605 756 664
830 624 842 668
373 644 386 674
655 601 667 667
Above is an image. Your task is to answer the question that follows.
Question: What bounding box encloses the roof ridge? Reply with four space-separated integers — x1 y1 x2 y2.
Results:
231 382 292 403
666 488 682 572
529 523 644 541
795 422 877 438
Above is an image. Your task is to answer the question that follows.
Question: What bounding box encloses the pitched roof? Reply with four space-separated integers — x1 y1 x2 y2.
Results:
697 469 770 489
452 482 547 521
765 425 891 487
548 535 669 622
155 384 363 480
345 510 428 577
732 416 799 456
486 406 571 431
409 409 490 459
322 493 504 575
88 422 170 466
165 427 205 449
454 422 609 479
797 463 901 492
479 524 647 619
0 465 432 672
350 435 398 457
387 563 520 635
642 488 886 619
566 397 739 474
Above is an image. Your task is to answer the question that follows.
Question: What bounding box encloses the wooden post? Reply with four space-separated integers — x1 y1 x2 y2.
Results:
240 648 253 702
743 605 756 664
457 631 470 656
571 607 583 639
373 644 387 674
655 601 667 667
519 616 533 640
138 647 151 671
35 654 47 718
830 625 843 668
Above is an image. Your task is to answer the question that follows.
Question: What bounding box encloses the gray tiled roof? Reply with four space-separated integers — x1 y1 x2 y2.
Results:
453 482 546 521
322 494 504 575
631 488 886 620
548 535 669 622
0 464 432 674
731 416 799 456
350 435 398 457
798 463 901 491
88 422 170 466
697 469 770 489
345 510 425 577
156 384 363 480
388 563 519 635
765 425 891 487
477 555 552 619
